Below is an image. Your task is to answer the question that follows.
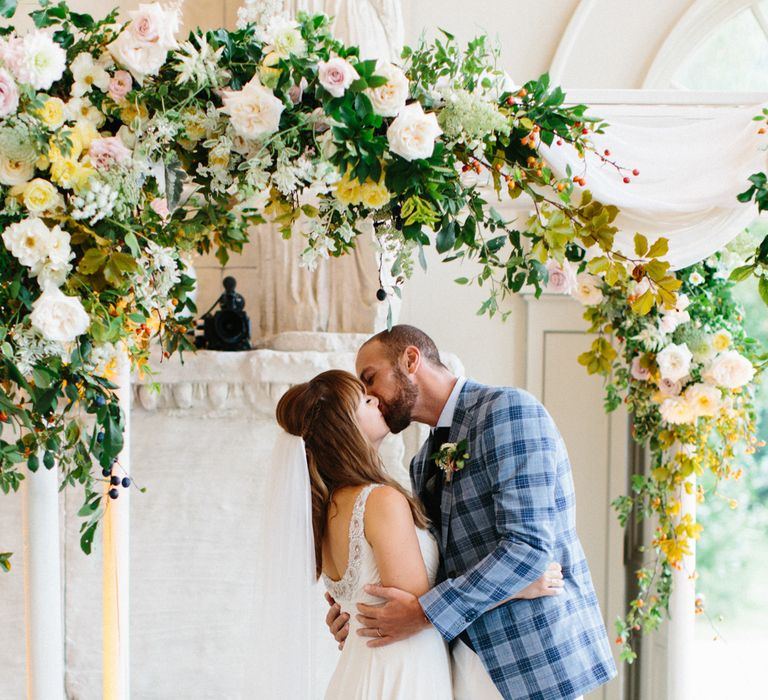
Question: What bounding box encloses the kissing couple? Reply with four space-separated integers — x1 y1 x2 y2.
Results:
265 325 616 699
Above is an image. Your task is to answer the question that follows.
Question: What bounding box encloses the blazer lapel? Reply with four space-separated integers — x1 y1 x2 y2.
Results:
440 382 479 551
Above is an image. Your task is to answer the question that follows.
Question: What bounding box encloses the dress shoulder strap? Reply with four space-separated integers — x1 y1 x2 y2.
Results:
348 483 382 543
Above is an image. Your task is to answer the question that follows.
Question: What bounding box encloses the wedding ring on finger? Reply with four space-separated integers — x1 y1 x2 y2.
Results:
376 628 383 638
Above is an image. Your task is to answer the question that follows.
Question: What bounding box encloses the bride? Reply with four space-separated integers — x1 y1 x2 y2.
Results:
271 369 561 698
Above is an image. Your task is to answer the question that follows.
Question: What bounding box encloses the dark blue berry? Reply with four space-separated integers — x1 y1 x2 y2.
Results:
94 395 106 407
110 475 120 486
376 288 387 301
108 488 119 499
121 477 131 488
96 431 104 443
101 468 111 477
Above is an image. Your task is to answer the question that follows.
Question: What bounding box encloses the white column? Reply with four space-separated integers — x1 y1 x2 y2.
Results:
103 350 131 700
667 475 696 700
22 457 65 700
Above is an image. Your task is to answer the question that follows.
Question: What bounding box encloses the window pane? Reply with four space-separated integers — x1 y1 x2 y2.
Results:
674 8 768 90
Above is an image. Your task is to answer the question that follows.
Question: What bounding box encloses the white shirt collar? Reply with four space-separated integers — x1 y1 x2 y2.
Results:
435 376 467 429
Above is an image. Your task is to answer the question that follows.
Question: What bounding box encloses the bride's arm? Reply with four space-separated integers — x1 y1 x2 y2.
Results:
365 486 431 598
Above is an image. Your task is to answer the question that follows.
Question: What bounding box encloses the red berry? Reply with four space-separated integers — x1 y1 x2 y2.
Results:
623 176 630 184
556 139 563 146
632 169 640 176
581 128 589 134
604 149 611 156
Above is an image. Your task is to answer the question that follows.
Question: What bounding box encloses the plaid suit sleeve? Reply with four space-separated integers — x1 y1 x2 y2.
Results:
419 390 558 641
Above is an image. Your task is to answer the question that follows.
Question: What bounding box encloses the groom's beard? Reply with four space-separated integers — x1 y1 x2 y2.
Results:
381 366 418 434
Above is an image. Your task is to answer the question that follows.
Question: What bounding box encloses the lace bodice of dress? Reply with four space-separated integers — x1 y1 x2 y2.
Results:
322 484 439 605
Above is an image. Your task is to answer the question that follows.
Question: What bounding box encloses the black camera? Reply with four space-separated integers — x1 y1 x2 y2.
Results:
195 276 251 351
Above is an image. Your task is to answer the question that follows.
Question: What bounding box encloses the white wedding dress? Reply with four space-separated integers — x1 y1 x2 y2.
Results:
322 484 452 699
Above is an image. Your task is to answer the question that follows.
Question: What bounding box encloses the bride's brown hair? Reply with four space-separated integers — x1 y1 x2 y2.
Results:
276 369 428 577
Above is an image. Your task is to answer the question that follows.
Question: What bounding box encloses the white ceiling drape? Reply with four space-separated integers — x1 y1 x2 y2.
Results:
539 102 767 269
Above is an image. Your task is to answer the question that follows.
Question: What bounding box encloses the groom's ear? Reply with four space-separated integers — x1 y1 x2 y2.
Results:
403 346 421 374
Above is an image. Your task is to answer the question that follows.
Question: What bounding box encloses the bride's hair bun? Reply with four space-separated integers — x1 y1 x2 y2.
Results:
275 383 312 438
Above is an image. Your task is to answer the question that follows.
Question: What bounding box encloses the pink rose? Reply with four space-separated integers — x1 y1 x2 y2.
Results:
150 197 170 223
630 356 651 381
545 259 577 294
658 377 683 396
89 137 132 170
0 37 24 79
0 68 19 117
288 77 308 105
108 70 133 101
318 57 359 98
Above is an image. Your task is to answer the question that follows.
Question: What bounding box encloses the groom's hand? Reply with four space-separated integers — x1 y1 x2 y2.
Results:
324 592 350 650
356 584 431 647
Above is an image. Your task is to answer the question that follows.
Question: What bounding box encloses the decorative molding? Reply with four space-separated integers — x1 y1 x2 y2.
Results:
549 0 598 85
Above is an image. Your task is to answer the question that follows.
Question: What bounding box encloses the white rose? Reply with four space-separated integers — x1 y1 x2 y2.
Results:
387 102 442 161
684 383 721 418
0 156 34 186
264 16 306 58
17 31 66 90
318 56 359 98
30 286 89 342
571 272 603 304
220 77 284 140
366 60 409 117
658 309 689 335
656 342 693 382
544 259 578 294
108 30 168 84
126 3 180 50
707 350 755 389
659 396 696 425
711 329 732 353
2 218 52 268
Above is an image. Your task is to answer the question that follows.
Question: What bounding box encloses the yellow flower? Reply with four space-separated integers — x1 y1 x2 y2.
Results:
71 164 94 194
711 329 732 353
119 101 149 127
209 150 230 168
71 121 99 153
49 155 81 189
360 180 391 209
334 170 364 205
38 97 66 129
21 178 61 214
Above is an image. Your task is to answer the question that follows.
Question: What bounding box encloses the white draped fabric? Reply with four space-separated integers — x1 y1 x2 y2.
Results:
540 103 767 269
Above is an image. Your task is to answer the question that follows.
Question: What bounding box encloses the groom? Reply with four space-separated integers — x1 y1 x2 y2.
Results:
329 324 616 700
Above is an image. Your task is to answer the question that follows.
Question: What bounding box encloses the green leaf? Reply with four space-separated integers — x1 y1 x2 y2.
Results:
633 233 648 258
0 0 16 19
759 277 768 307
77 248 108 275
0 552 12 573
647 237 669 259
729 265 755 282
436 222 456 253
124 231 140 258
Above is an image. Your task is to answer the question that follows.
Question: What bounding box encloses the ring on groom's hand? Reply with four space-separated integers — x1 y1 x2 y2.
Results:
376 628 383 638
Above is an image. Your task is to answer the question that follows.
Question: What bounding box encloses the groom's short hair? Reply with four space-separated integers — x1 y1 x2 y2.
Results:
365 325 447 369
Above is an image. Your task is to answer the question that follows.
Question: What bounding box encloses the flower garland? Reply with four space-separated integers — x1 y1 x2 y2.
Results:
573 239 760 662
0 0 687 578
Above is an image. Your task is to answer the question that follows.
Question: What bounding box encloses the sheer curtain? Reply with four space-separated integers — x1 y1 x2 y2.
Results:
539 102 767 269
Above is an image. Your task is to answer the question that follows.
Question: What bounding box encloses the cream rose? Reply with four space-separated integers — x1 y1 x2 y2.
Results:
656 342 692 383
318 56 359 98
108 31 168 84
0 157 34 186
22 178 61 214
571 272 603 305
659 397 696 425
366 60 409 117
630 356 651 381
684 383 721 418
126 3 180 50
30 286 90 342
220 77 284 140
707 350 755 389
387 102 442 161
2 218 52 268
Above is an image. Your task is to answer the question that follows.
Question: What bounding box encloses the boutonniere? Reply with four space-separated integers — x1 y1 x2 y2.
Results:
431 439 470 482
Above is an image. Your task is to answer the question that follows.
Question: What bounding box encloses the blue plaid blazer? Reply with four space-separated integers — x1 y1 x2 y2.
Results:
417 381 617 700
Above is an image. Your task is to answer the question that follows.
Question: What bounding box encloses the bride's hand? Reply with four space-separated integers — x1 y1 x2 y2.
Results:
324 592 350 650
513 562 564 600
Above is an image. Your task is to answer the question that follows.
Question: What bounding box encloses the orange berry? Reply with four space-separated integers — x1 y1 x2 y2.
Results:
759 128 766 134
